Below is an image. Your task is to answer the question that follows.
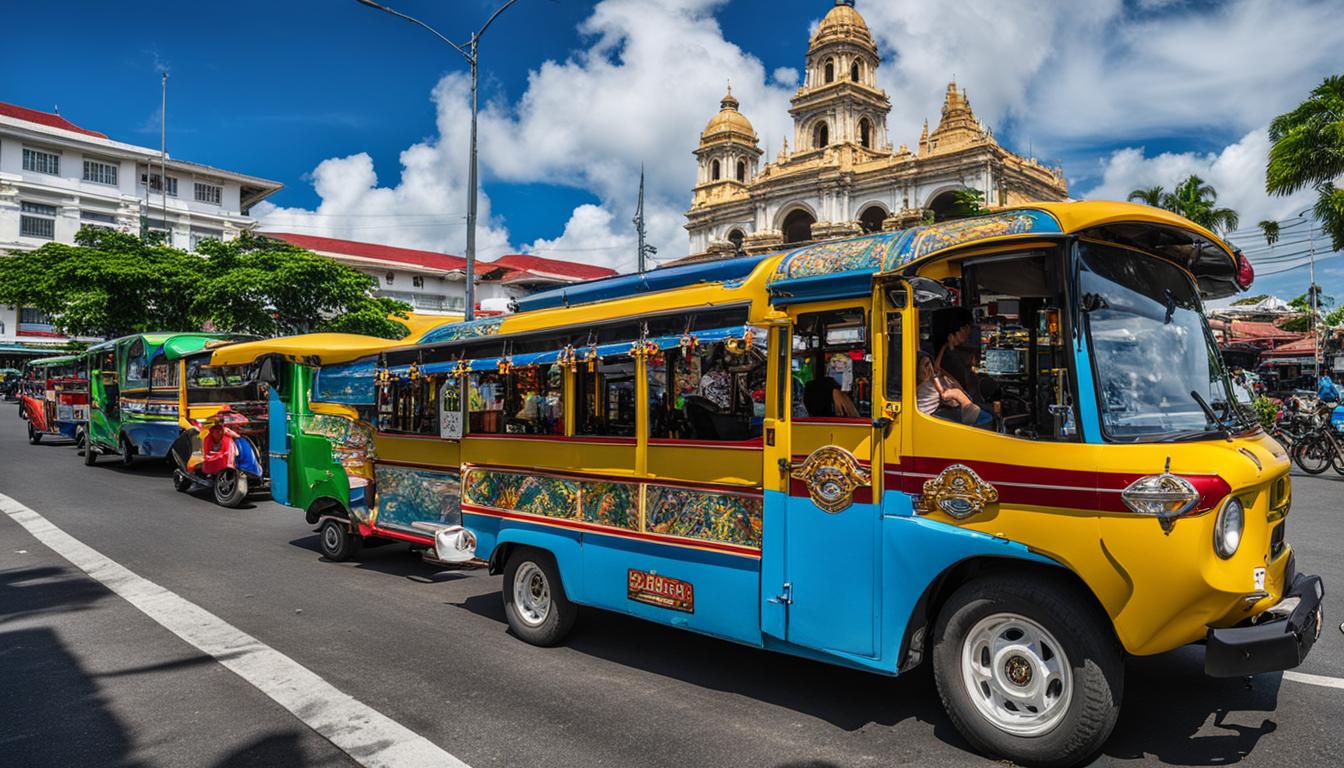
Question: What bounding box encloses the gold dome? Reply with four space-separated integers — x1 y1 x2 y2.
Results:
811 1 874 49
700 85 756 141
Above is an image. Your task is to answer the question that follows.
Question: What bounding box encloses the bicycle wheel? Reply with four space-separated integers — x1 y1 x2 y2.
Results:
1293 434 1331 474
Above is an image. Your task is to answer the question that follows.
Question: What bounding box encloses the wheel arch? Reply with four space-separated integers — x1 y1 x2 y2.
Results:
899 554 1119 673
305 496 349 525
487 529 584 602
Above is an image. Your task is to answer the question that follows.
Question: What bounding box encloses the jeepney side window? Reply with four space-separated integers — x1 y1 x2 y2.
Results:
386 373 438 435
468 366 565 435
150 357 177 389
886 312 902 399
648 339 766 440
125 339 148 389
793 308 872 419
575 354 637 437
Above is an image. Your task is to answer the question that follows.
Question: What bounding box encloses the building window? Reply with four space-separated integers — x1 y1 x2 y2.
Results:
83 159 118 185
194 182 222 205
736 160 746 182
859 205 886 234
385 272 395 285
23 148 60 175
859 117 872 149
142 172 178 196
19 308 52 325
851 61 862 82
80 210 118 229
190 228 222 250
412 275 425 288
711 159 721 181
813 121 829 149
727 228 745 251
824 58 835 83
20 202 56 239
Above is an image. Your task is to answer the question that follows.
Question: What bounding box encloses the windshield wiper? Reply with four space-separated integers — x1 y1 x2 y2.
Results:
1190 390 1230 439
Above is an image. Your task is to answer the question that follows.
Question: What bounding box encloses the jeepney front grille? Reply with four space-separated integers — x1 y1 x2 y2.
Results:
1268 474 1291 523
1270 521 1286 560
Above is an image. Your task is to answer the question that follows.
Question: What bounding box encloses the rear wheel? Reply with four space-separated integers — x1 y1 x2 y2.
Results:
173 469 193 493
84 440 98 465
212 469 248 507
27 423 40 444
502 547 577 647
1292 434 1331 474
319 518 360 561
932 575 1123 767
119 435 135 467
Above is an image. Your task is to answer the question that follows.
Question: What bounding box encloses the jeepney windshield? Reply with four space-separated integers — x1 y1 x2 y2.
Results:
1079 241 1252 442
185 359 264 403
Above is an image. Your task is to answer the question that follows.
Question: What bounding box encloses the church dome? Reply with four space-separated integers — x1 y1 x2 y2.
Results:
700 86 756 141
811 1 874 50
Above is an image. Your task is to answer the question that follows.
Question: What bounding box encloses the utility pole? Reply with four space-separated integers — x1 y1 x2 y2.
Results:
1308 217 1320 380
634 166 648 274
356 0 517 320
160 72 168 243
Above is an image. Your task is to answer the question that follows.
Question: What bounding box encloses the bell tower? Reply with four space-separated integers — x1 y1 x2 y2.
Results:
789 0 891 154
691 85 763 208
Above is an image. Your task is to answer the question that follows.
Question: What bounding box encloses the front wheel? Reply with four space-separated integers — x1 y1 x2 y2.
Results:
173 469 193 493
212 469 248 507
932 575 1123 767
118 435 135 467
84 440 98 465
319 518 360 561
502 547 577 647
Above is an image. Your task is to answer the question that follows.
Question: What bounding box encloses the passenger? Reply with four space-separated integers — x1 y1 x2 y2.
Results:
698 349 733 410
803 375 859 418
917 353 991 427
931 307 978 396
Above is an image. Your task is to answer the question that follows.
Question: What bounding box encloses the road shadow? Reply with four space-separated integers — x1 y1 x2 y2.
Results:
0 564 108 626
209 731 353 768
286 534 479 583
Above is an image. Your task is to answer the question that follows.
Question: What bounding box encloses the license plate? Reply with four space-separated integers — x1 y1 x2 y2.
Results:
628 569 695 613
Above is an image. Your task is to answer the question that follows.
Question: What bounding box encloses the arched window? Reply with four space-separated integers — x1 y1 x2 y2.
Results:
782 210 815 244
859 118 872 149
711 159 721 181
727 229 745 250
859 205 886 234
736 160 746 182
851 61 862 82
824 58 835 83
813 121 829 149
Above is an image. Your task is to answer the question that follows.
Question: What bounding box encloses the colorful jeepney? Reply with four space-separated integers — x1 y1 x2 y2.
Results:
83 333 252 466
206 333 407 553
356 201 1321 766
20 354 89 444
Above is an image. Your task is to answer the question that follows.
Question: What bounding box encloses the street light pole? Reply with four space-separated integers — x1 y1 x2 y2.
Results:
1300 210 1321 380
355 0 518 321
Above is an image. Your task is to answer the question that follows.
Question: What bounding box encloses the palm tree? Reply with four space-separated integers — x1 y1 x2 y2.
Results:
1258 219 1280 246
1155 175 1238 233
1127 185 1166 207
1267 74 1344 252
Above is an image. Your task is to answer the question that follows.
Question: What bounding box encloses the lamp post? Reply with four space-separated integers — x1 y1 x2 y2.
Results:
356 0 518 321
1300 210 1320 380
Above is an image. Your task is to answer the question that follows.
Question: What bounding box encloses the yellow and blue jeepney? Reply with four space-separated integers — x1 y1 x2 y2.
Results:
359 202 1317 766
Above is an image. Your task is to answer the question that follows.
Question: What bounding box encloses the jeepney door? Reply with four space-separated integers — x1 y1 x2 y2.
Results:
764 300 886 658
268 366 291 506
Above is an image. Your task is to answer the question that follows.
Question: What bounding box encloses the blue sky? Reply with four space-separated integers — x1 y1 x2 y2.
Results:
2 0 1340 300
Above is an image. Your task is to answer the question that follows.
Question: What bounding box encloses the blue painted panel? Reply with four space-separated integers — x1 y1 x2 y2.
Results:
760 491 788 639
55 421 79 440
514 254 770 312
1072 328 1102 444
766 270 874 305
314 358 378 405
235 436 264 479
578 532 762 645
785 494 879 657
122 421 183 459
466 513 585 602
268 386 289 506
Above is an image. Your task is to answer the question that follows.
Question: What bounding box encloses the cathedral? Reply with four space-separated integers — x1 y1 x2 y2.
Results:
683 0 1069 261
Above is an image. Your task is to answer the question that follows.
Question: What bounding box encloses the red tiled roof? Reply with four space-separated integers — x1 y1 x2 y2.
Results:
1222 320 1303 342
1262 337 1318 357
263 232 484 274
486 254 618 281
0 101 107 139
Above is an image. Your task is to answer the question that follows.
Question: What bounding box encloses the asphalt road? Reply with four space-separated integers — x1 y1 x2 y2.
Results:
1 399 1341 767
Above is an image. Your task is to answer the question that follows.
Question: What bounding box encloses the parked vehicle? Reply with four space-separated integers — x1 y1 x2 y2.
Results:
83 333 252 466
19 354 88 445
349 201 1320 766
166 347 270 506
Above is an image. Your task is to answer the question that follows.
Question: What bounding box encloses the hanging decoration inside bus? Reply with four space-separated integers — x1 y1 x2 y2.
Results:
373 464 462 532
790 445 871 513
628 569 695 613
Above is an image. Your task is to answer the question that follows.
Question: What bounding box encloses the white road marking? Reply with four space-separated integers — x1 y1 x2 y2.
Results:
1283 671 1344 690
0 492 469 768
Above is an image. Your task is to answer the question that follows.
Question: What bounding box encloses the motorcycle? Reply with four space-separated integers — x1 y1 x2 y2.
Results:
168 407 264 507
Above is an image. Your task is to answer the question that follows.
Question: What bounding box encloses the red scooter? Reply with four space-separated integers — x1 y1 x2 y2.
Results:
169 407 265 507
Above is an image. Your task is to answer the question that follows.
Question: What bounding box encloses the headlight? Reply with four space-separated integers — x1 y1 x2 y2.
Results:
1214 497 1244 559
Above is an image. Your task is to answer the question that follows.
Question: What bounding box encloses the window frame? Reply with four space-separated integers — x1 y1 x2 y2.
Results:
791 304 873 423
193 181 222 205
82 158 119 185
22 147 60 175
19 201 57 239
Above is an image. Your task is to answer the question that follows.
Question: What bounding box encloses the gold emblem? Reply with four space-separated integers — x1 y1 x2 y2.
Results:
915 464 998 519
790 446 871 513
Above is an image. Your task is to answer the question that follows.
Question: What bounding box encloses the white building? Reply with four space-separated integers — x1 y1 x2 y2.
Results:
0 100 281 352
264 232 619 316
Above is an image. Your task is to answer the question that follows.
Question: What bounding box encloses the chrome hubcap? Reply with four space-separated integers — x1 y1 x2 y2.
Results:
217 472 235 496
961 613 1072 736
512 562 551 627
323 525 340 551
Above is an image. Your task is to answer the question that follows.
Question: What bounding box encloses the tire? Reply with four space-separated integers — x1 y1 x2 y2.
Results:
76 430 86 452
319 518 360 562
212 469 249 507
119 435 135 467
502 547 577 647
1292 434 1331 475
28 422 40 444
173 469 193 493
932 574 1123 768
84 440 98 465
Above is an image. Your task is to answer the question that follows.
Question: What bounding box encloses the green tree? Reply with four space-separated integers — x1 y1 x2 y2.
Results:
1258 219 1280 246
1127 185 1166 207
1231 293 1269 306
193 233 410 339
948 188 987 218
1267 74 1344 252
0 227 203 337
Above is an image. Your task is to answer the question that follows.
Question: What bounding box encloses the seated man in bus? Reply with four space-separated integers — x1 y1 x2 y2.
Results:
917 353 991 428
802 375 860 418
